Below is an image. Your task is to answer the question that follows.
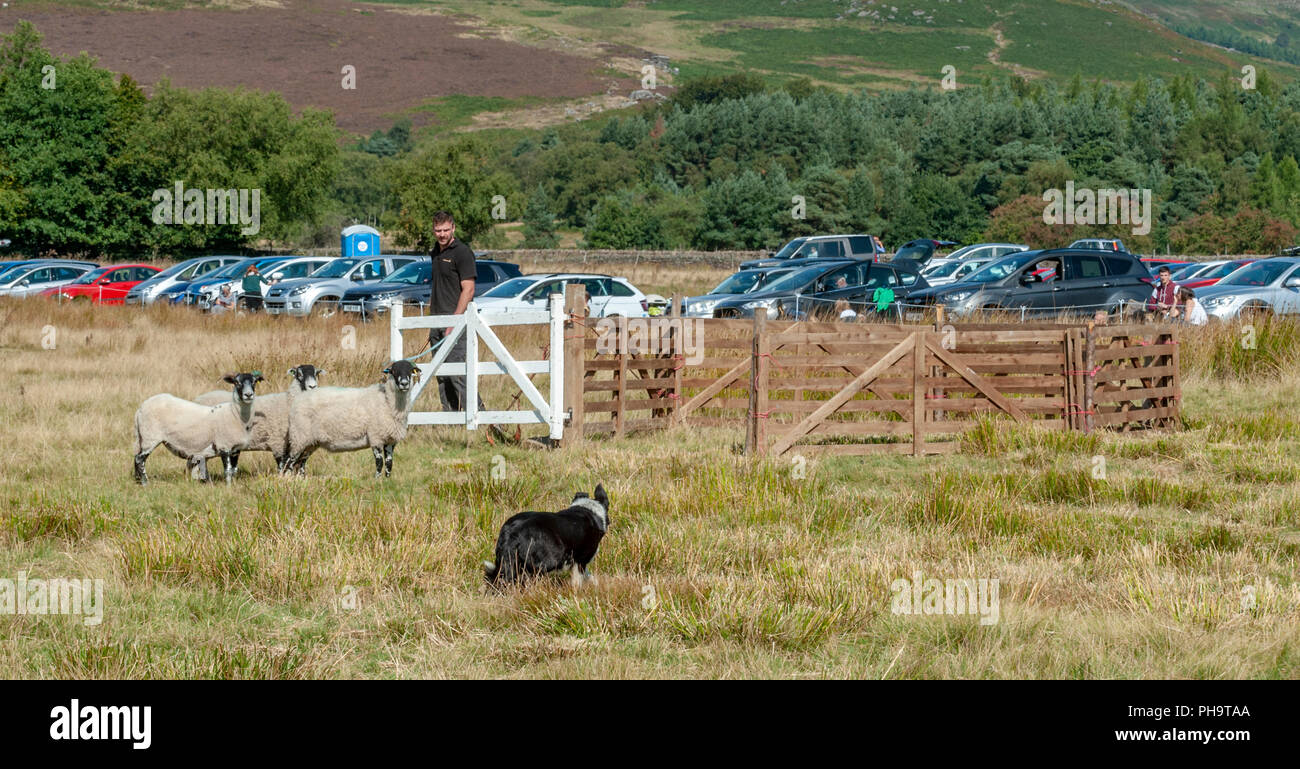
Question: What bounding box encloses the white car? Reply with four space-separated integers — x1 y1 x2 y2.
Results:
475 273 649 317
922 256 997 286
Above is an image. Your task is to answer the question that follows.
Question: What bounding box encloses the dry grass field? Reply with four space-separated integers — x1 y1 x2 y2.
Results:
1 261 1299 678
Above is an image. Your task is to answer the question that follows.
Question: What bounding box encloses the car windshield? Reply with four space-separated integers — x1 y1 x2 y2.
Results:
1218 260 1295 287
1169 263 1209 281
925 261 962 278
383 262 431 285
770 238 807 260
207 260 252 279
1204 261 1249 280
710 271 767 295
953 260 991 281
155 259 211 280
70 267 112 284
482 277 537 298
312 258 359 278
0 264 34 282
758 265 829 293
964 253 1037 284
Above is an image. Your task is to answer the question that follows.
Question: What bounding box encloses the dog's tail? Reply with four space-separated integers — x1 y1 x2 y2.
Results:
483 560 499 582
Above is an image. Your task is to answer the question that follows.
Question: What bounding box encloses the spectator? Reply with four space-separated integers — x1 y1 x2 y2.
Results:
211 283 236 314
1145 266 1177 319
1178 286 1208 326
240 265 273 311
834 299 857 321
1092 308 1109 326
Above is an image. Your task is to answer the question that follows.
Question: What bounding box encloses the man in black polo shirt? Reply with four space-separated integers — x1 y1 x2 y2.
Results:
428 210 483 413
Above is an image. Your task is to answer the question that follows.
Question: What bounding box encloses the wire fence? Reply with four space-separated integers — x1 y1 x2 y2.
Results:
785 292 1161 324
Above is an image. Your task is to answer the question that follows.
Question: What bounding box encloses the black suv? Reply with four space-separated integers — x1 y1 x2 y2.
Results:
711 259 927 319
905 248 1151 319
740 234 881 270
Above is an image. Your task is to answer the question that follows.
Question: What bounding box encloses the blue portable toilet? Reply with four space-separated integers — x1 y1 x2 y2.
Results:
341 224 381 257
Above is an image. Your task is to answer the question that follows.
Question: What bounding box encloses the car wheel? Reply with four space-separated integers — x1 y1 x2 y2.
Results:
314 298 339 318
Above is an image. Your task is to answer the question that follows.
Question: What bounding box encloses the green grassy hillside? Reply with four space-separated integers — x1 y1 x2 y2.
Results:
387 0 1300 88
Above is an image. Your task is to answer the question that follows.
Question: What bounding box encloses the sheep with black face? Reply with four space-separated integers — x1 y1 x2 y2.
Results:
194 364 323 476
284 360 419 478
133 371 264 485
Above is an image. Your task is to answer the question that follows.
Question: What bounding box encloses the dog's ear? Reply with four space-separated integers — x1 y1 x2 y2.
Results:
572 491 589 502
593 484 608 509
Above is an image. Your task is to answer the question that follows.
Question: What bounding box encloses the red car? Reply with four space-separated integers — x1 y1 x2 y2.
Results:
42 263 161 304
1177 259 1256 291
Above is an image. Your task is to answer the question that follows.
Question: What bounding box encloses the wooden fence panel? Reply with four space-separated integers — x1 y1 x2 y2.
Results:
562 316 1180 451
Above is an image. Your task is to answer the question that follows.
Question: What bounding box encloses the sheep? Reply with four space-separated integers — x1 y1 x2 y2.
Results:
283 360 419 478
193 364 323 477
133 371 265 485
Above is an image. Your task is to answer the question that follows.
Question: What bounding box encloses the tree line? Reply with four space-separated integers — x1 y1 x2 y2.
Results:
4 21 1300 257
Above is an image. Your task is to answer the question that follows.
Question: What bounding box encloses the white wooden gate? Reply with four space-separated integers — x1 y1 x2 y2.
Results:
389 296 566 440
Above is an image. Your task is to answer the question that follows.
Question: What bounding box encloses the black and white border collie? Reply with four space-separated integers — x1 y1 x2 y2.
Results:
484 485 609 588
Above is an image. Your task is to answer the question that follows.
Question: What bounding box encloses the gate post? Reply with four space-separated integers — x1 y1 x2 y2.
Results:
390 301 404 363
912 330 926 456
548 293 565 441
746 312 769 457
561 284 587 446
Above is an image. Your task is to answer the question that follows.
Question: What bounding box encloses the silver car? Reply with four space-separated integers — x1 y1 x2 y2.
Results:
0 262 96 298
263 255 421 317
1197 258 1300 320
125 255 245 306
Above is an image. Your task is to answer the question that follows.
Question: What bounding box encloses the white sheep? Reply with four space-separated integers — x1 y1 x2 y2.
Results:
284 360 419 478
194 364 323 476
133 372 265 485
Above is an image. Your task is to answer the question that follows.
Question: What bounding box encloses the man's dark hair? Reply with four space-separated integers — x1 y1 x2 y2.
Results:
433 211 454 226
1158 266 1172 275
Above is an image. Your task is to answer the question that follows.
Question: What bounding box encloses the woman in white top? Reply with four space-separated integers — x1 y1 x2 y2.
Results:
1178 287 1208 326
834 299 857 321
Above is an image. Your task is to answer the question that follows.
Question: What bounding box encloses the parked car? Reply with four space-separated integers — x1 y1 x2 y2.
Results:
890 238 959 268
710 260 928 319
685 267 796 318
197 255 335 310
476 273 649 317
1069 238 1127 252
1198 258 1300 319
1176 259 1256 291
922 256 998 287
263 255 422 317
940 242 1027 262
125 255 246 306
471 258 524 296
42 264 161 304
740 234 881 270
183 256 298 307
341 260 432 320
0 262 96 298
339 258 521 321
905 248 1152 319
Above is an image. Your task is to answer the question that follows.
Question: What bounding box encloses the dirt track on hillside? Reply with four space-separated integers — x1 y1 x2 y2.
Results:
3 0 628 133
